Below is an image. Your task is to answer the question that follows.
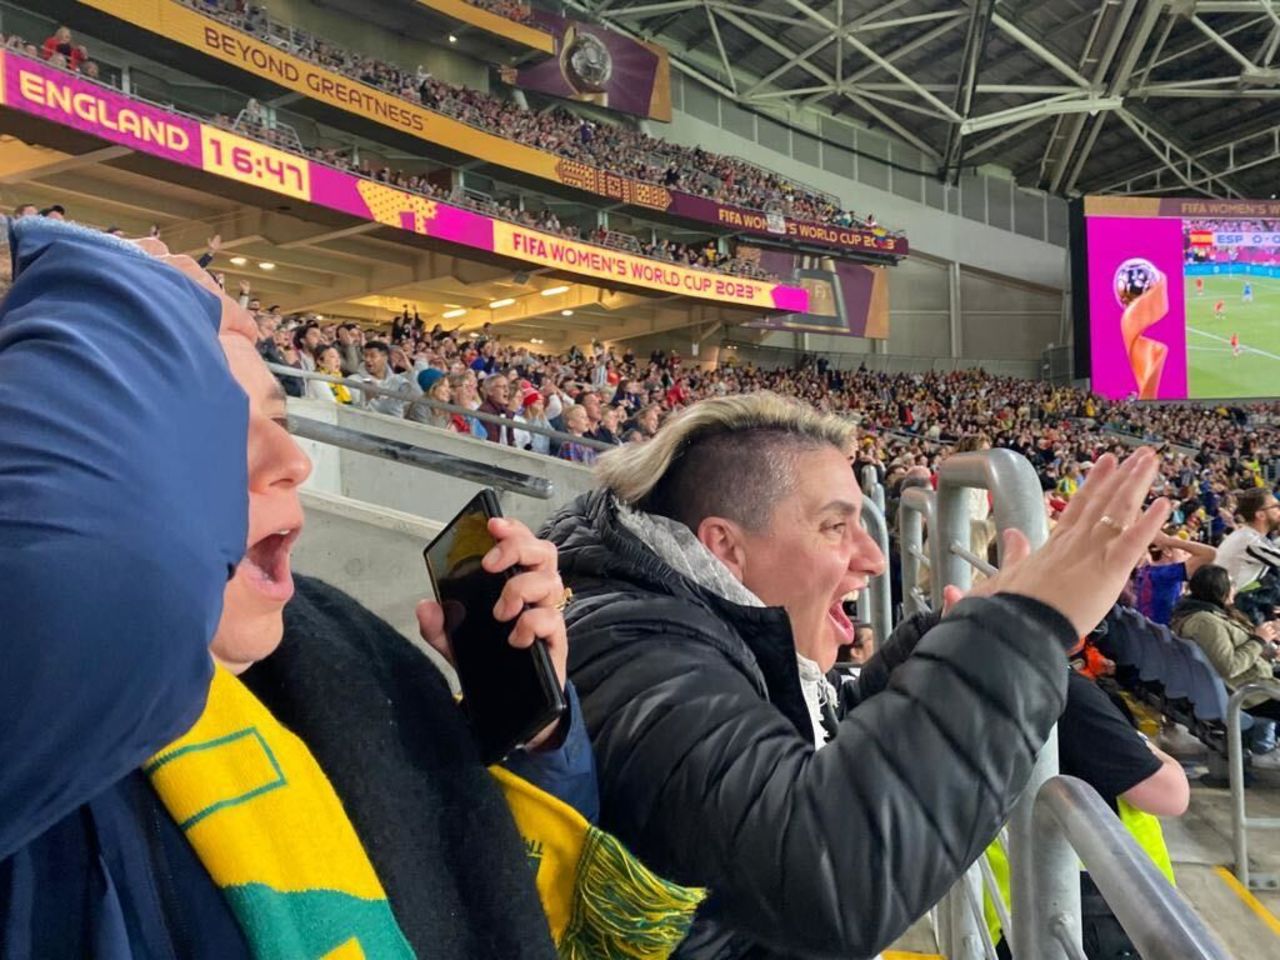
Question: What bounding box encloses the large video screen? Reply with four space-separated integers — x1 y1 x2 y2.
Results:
1079 196 1280 400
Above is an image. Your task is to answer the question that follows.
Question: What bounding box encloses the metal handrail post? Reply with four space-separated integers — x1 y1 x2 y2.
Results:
858 497 892 647
898 487 934 619
1035 777 1231 960
1228 680 1280 889
947 863 993 960
935 450 1062 959
859 465 886 514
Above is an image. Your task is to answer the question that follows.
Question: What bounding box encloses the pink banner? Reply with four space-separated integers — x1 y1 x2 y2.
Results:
3 53 202 168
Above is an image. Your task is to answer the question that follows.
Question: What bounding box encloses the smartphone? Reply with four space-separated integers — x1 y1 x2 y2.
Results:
423 489 567 763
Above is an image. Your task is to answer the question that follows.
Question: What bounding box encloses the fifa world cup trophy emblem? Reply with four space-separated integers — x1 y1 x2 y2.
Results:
1113 257 1168 400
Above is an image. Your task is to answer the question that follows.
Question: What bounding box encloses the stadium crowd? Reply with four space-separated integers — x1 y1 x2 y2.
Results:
3 217 1197 960
464 0 534 24
270 304 1280 524
182 0 896 235
10 32 774 283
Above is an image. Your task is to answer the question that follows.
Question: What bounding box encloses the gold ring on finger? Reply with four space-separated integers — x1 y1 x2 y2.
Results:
554 587 573 612
1097 515 1127 534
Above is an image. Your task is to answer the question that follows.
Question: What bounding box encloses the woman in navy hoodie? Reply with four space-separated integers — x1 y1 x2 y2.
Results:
0 220 594 959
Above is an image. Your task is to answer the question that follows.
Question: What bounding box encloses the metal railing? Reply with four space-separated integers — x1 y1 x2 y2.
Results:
858 497 891 648
268 364 615 452
905 449 1228 960
898 485 935 619
289 415 553 499
1228 680 1280 891
1036 777 1228 960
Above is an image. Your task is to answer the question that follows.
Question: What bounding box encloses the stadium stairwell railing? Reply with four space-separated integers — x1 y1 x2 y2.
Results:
1228 679 1280 891
895 450 1229 960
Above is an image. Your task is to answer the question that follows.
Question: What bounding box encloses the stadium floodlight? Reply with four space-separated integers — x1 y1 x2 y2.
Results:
443 308 467 319
448 34 457 42
258 262 276 270
561 309 574 317
489 298 516 309
540 285 571 296
229 256 248 266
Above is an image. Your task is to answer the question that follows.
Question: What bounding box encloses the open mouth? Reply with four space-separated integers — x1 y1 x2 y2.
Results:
827 599 855 645
241 526 301 603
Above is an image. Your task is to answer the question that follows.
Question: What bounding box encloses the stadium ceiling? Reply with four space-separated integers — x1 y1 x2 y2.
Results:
571 0 1280 199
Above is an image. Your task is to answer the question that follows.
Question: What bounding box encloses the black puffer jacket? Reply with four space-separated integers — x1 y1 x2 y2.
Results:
545 490 1074 960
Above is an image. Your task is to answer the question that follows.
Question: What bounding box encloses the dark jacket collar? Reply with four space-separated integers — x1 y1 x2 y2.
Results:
546 490 816 742
1171 596 1227 621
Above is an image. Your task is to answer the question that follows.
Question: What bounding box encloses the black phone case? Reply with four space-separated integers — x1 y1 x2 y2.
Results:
423 489 567 763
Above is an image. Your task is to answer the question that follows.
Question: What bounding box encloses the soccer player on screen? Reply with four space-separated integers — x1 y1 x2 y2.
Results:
1244 280 1254 303
1196 277 1205 297
1215 299 1226 319
1231 333 1241 357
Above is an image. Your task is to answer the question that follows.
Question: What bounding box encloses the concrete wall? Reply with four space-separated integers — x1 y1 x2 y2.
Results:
293 488 451 663
291 398 596 530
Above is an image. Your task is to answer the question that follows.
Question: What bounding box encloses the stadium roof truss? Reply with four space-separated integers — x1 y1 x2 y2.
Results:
576 0 1280 199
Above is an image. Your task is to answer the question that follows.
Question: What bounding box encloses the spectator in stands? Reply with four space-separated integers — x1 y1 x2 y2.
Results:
478 373 517 445
1171 565 1280 718
1215 487 1280 591
306 344 352 404
627 403 663 442
520 390 553 456
407 367 461 431
294 323 323 371
1134 531 1216 625
591 405 625 446
41 26 86 71
987 663 1189 960
335 323 364 375
545 393 1171 959
448 371 488 438
557 404 597 466
841 621 875 666
579 388 604 433
357 340 418 418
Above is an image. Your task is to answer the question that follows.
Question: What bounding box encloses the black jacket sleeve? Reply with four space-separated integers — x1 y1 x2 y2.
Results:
576 593 1072 959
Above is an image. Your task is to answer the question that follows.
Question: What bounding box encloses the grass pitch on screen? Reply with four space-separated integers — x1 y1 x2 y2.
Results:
1185 274 1280 399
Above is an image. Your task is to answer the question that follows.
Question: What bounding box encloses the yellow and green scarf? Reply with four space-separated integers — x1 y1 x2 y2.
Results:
147 666 705 960
145 666 414 959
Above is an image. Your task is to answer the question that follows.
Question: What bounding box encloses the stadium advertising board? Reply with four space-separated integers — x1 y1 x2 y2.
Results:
738 247 889 339
1079 196 1280 400
411 0 555 54
0 52 808 312
670 194 907 257
502 11 671 122
74 0 905 260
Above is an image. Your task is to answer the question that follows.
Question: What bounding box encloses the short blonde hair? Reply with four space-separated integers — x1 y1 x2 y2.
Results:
596 392 855 531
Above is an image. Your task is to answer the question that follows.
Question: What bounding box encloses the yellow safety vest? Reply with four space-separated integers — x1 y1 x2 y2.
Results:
982 799 1174 944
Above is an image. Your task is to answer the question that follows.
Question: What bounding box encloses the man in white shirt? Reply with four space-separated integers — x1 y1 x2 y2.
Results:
356 341 418 418
1216 487 1280 590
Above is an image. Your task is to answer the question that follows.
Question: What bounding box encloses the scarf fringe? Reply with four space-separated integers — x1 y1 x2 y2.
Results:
560 827 706 960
